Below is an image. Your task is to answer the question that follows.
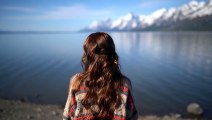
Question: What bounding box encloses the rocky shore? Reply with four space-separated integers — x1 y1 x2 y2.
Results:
0 98 63 120
0 98 203 120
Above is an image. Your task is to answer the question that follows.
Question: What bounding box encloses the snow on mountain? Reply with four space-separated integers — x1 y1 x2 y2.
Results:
208 0 212 5
81 0 212 31
87 18 112 30
111 12 141 30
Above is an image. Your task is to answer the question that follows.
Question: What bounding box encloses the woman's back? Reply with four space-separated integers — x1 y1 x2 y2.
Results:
63 32 138 120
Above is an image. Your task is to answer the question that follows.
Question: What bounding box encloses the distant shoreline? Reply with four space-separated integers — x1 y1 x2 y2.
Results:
0 98 203 120
0 30 76 34
0 30 212 34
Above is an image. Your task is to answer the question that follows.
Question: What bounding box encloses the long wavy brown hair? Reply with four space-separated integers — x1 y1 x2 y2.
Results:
72 32 125 117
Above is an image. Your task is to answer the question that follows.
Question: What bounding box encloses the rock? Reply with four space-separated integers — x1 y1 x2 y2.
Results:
138 114 182 120
20 97 29 102
187 103 203 115
175 114 181 118
0 109 3 113
26 115 33 119
52 111 58 116
35 107 42 112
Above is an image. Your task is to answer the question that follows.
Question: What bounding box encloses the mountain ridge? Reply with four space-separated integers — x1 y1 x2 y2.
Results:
81 0 212 31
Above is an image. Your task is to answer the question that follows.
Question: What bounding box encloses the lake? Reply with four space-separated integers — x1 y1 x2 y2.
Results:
0 31 212 118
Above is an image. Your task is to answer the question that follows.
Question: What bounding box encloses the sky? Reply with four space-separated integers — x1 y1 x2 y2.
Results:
0 0 207 31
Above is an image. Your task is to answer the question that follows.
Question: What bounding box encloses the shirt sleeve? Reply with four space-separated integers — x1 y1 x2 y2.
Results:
63 92 72 120
63 74 78 120
125 80 138 120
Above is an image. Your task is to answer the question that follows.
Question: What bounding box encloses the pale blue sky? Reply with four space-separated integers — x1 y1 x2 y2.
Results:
0 0 207 31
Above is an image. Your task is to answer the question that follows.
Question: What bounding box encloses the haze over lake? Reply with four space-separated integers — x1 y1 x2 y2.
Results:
0 32 211 118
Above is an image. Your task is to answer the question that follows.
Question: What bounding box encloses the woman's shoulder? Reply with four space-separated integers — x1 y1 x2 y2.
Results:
70 73 85 82
70 73 81 81
69 73 82 89
121 76 132 91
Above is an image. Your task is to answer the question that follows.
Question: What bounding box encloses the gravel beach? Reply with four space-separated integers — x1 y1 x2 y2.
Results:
0 98 199 120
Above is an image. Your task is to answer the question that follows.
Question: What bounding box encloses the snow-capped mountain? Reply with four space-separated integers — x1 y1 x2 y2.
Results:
81 0 212 31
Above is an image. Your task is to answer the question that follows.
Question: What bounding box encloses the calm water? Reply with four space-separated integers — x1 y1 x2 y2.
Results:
0 32 212 118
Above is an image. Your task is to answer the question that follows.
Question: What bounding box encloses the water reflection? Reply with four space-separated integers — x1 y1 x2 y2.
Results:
112 32 212 77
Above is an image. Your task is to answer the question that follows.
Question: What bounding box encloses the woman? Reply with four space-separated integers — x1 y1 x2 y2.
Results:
63 32 138 120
